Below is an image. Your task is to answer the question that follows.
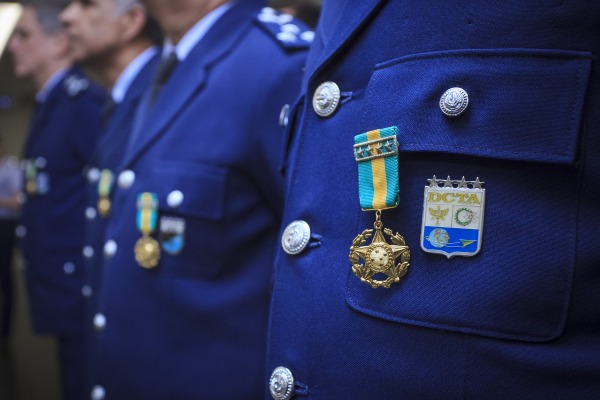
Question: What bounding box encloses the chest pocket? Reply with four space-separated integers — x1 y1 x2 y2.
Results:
346 48 591 342
152 162 227 279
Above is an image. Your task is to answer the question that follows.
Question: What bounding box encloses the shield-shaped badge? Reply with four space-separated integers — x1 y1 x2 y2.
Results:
159 216 185 255
421 176 485 258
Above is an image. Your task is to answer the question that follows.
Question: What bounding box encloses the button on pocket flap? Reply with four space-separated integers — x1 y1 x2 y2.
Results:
362 49 592 165
153 163 227 220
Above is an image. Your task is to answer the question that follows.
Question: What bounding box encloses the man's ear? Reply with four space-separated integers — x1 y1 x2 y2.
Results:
120 4 146 42
49 30 71 61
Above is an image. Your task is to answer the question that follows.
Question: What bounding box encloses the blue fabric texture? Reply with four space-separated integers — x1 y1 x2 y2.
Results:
267 0 600 398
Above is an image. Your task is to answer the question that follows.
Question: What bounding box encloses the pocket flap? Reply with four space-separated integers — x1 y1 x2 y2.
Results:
153 163 227 220
362 49 592 164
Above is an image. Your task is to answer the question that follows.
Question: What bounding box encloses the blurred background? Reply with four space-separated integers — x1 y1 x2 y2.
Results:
0 0 320 399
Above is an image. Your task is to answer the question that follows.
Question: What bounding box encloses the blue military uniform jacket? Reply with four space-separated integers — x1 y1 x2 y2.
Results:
267 0 600 399
82 51 160 393
19 66 106 334
91 2 310 399
83 50 160 318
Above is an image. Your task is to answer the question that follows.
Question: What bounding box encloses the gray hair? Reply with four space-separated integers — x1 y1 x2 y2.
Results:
21 0 69 34
112 0 163 44
113 0 142 15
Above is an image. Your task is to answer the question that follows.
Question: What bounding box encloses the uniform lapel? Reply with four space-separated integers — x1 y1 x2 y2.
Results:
97 53 160 167
119 2 258 169
307 0 387 81
24 70 68 156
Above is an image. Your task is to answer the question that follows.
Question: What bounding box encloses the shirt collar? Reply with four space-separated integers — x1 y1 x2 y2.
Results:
35 67 68 103
162 2 232 62
112 46 159 103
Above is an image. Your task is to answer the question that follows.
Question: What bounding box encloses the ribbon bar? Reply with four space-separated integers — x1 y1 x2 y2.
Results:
354 126 400 210
354 135 398 162
136 192 158 234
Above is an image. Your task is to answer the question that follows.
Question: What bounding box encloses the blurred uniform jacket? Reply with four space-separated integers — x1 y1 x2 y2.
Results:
267 0 600 399
19 66 106 334
83 48 160 326
91 1 310 398
82 49 160 393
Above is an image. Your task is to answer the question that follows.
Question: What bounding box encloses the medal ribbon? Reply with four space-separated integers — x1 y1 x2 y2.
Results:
354 126 399 210
26 160 37 180
98 169 114 198
136 192 158 235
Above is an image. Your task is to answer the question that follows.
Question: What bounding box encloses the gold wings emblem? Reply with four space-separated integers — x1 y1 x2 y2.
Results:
429 206 449 222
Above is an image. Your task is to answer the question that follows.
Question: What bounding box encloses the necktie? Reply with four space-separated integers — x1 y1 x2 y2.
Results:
150 52 179 103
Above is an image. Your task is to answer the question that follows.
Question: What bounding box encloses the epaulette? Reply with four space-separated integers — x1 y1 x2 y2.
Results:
254 7 315 49
63 74 90 97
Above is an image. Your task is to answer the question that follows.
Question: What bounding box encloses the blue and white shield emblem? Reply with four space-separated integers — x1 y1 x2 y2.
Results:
159 216 185 255
421 176 485 258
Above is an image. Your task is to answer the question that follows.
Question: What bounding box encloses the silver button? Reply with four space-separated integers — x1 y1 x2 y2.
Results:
313 81 340 117
281 220 310 255
166 190 184 208
35 157 47 168
83 246 94 258
118 170 135 189
85 207 97 220
277 14 293 24
281 24 301 34
270 366 294 400
103 240 117 259
91 385 105 400
300 31 315 42
440 87 469 117
87 168 101 183
93 313 106 331
279 104 290 127
15 225 27 238
276 32 297 42
82 285 93 298
63 262 75 275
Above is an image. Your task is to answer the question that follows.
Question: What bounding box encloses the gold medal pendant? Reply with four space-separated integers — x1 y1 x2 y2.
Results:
352 126 408 288
135 192 160 269
97 170 114 218
349 211 410 288
97 197 111 217
26 180 37 195
134 235 160 269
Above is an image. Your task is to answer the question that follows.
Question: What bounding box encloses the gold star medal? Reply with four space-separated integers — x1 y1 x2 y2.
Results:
349 127 410 289
134 192 160 269
97 169 114 218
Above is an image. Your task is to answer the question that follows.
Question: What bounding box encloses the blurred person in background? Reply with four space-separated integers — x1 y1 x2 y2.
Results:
60 0 161 395
85 0 312 398
7 1 106 398
0 135 21 354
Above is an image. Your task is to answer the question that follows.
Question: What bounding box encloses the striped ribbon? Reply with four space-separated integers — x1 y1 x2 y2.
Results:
25 160 36 180
98 169 114 197
354 126 399 210
136 192 158 235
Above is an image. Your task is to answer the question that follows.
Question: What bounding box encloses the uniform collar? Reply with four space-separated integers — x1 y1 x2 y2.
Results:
162 2 233 62
112 46 159 104
35 67 68 103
